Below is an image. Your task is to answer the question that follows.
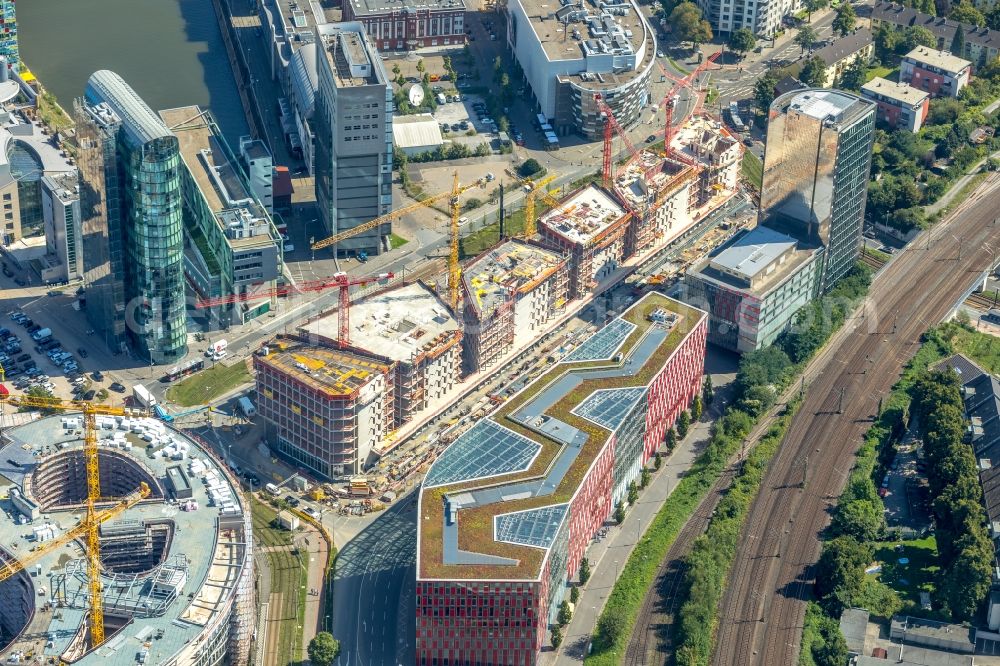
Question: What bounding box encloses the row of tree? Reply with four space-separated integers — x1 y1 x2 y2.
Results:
911 371 993 620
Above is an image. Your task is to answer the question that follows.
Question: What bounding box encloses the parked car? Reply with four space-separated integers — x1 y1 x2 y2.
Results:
81 390 96 401
110 382 126 393
77 347 89 358
91 370 104 381
16 353 29 362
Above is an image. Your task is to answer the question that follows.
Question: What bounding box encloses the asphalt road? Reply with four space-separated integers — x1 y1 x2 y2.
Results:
712 174 1000 666
333 495 418 666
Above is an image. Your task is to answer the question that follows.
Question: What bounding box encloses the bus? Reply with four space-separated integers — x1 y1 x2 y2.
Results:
729 102 747 132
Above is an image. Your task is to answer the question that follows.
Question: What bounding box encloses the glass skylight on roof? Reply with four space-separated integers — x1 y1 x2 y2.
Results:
565 318 636 362
572 387 646 430
424 420 541 488
494 504 569 549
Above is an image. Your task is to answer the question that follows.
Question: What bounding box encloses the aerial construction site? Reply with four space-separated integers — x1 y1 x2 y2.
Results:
0 412 255 666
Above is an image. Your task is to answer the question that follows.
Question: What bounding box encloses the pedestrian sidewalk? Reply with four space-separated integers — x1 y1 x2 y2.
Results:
541 397 727 664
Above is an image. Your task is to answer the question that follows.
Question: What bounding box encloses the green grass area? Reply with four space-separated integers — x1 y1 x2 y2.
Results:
932 171 989 221
864 247 892 263
189 225 222 275
865 66 898 82
742 151 763 190
939 320 1000 374
251 497 308 664
459 198 555 258
668 56 691 74
872 536 940 612
570 171 603 191
166 360 252 407
389 233 409 249
37 92 74 132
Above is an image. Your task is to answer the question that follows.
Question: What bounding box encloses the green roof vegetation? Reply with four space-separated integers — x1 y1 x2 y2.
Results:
419 294 706 580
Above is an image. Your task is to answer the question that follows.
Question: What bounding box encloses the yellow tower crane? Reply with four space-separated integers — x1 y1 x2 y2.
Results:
5 394 147 647
311 172 487 311
522 173 559 239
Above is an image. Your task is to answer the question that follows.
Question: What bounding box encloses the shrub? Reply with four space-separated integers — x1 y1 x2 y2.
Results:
518 158 543 177
551 626 563 648
579 557 591 584
558 600 572 626
570 586 580 603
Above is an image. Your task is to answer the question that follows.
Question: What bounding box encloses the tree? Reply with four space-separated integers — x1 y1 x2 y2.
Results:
493 55 504 83
614 500 626 523
754 71 779 115
804 0 829 21
902 25 936 51
641 466 652 488
702 375 714 405
987 5 1000 30
596 606 628 647
570 586 580 603
799 54 828 87
551 626 563 648
832 2 857 37
416 59 426 74
691 394 703 420
20 386 59 414
795 24 820 53
950 0 984 27
676 410 691 439
952 24 967 57
96 388 109 401
308 632 340 666
815 536 873 614
830 498 886 541
654 451 663 470
579 557 591 584
670 3 713 48
666 426 677 450
836 56 867 91
518 158 543 177
812 620 849 666
627 481 639 505
728 28 756 58
497 116 510 133
940 530 993 620
557 600 573 626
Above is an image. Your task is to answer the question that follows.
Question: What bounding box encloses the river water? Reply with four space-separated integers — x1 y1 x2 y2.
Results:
17 0 249 145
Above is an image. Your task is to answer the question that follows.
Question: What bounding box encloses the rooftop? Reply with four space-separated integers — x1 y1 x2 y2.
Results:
813 29 873 66
904 45 972 73
862 77 930 105
518 0 654 89
257 335 390 398
320 23 385 88
690 225 823 294
873 1 1000 51
41 172 79 204
392 114 443 149
613 149 697 210
538 184 627 245
0 416 250 666
302 282 460 363
347 0 466 16
84 70 172 148
158 106 276 250
669 115 742 169
417 292 707 581
781 88 875 124
463 239 567 317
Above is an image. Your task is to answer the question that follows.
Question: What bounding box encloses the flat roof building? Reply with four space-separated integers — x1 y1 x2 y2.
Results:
392 113 444 156
40 172 83 283
343 0 467 51
613 149 699 255
159 106 284 326
761 89 876 292
302 281 463 436
670 115 743 212
901 46 972 98
416 293 707 665
538 184 631 298
506 0 656 138
861 77 930 132
462 239 569 373
684 225 824 352
255 334 393 477
314 23 393 257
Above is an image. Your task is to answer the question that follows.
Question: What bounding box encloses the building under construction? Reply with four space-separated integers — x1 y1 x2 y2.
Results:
613 150 700 256
670 115 743 211
461 239 569 374
255 334 393 477
538 184 631 299
0 416 254 666
335 282 461 425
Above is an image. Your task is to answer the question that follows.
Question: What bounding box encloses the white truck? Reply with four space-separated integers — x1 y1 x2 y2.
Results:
133 384 156 409
205 339 228 359
237 396 256 419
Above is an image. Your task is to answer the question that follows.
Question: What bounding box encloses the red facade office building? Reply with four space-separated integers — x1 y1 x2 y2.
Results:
416 293 707 665
343 0 467 51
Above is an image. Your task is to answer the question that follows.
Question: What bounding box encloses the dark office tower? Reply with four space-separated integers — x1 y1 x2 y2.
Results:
760 88 876 292
78 71 187 364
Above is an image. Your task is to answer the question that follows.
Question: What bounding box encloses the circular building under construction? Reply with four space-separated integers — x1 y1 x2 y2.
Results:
0 414 255 666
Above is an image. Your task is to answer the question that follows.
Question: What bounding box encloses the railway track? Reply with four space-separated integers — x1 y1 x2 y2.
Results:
859 252 887 271
965 291 998 311
710 174 1000 666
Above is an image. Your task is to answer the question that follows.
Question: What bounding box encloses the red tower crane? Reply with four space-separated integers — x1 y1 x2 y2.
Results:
595 94 643 188
195 271 394 348
652 52 722 164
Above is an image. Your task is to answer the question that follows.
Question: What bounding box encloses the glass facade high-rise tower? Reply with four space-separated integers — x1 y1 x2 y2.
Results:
79 70 187 364
760 89 876 292
0 1 17 72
